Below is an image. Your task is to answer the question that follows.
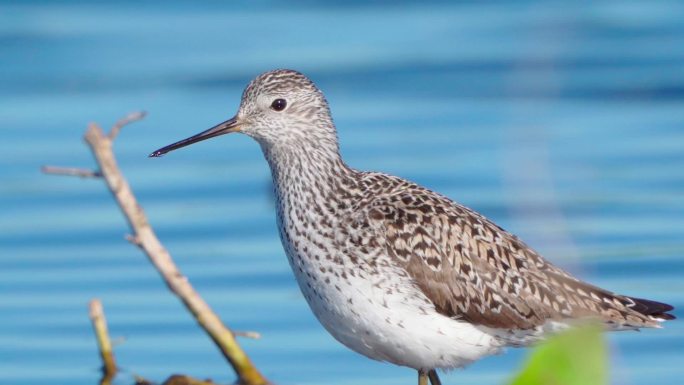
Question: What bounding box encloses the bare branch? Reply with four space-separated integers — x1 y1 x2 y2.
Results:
109 110 147 140
41 165 101 178
78 120 269 385
89 299 117 385
234 331 262 340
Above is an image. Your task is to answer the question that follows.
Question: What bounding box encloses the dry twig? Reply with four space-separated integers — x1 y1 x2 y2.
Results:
41 166 101 178
44 113 269 385
109 111 147 140
234 331 261 340
89 299 117 385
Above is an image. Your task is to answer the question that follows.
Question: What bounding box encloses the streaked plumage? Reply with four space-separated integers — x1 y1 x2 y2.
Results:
151 69 675 384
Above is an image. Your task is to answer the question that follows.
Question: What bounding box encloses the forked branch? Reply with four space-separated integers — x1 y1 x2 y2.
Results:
43 113 269 385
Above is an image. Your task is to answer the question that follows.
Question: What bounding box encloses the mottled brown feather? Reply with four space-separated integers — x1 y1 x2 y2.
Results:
354 172 671 331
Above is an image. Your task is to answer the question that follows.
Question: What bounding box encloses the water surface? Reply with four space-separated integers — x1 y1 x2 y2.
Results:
1 2 683 384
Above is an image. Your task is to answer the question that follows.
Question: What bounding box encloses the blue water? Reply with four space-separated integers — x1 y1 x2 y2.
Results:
1 1 683 384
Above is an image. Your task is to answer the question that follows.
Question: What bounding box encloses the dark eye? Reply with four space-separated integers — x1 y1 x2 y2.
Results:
271 98 287 111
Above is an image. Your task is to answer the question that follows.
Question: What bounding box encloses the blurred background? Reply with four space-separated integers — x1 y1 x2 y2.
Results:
1 1 683 384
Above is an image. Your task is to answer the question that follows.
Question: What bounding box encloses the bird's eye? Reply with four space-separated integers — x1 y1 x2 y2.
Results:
271 98 287 111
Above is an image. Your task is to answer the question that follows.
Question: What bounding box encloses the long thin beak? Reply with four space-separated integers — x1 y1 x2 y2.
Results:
149 116 240 157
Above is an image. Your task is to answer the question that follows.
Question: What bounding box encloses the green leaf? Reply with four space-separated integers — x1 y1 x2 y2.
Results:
509 323 607 385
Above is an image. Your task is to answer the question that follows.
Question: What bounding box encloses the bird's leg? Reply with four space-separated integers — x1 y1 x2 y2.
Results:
418 370 429 385
428 369 442 385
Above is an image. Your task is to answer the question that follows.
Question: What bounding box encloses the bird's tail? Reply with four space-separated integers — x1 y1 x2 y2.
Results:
625 296 676 322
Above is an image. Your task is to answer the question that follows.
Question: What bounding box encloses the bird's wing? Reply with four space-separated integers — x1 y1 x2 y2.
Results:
353 174 661 330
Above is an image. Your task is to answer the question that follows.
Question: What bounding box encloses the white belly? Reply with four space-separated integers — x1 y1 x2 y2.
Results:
283 240 503 370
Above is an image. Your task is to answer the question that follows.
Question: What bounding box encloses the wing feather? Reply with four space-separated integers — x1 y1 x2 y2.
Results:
353 172 664 330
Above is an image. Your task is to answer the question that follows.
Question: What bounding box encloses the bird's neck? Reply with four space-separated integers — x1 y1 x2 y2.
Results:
261 138 359 207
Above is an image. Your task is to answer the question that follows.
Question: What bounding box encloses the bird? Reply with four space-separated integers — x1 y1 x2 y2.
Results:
150 69 675 385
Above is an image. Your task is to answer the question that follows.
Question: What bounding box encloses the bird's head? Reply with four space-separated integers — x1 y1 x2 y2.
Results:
150 69 337 157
